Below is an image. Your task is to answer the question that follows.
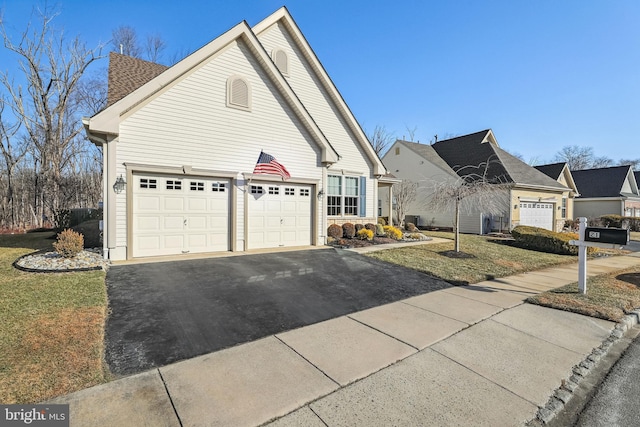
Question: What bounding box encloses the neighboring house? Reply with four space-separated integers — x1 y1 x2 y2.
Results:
572 165 640 218
381 130 572 233
84 7 387 261
534 162 579 223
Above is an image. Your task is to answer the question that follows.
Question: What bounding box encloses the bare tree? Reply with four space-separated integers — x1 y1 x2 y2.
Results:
112 25 140 57
0 97 27 228
619 158 640 169
591 156 613 168
1 7 105 227
393 180 418 228
428 159 512 252
404 125 418 142
367 125 394 155
144 33 166 63
554 146 594 170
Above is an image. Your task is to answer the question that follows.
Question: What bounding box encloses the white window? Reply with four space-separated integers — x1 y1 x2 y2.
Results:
268 186 279 195
327 175 361 216
378 199 382 216
300 188 310 197
272 49 289 75
285 187 295 196
625 207 632 217
251 185 264 194
227 75 251 110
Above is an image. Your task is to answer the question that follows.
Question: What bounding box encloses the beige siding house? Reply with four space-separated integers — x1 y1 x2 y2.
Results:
84 8 386 261
381 130 572 233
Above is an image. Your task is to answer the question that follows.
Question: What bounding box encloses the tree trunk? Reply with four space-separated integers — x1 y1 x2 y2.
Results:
454 199 460 252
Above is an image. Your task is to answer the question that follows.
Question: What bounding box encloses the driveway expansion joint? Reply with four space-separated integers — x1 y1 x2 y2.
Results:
273 335 341 388
157 368 184 427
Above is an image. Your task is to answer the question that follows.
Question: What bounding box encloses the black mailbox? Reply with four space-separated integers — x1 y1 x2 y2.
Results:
584 227 629 245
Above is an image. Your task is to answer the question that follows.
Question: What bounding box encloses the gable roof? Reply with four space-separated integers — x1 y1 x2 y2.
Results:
572 165 637 198
252 7 386 176
85 20 339 164
534 162 566 180
430 130 568 191
106 52 168 107
393 140 459 178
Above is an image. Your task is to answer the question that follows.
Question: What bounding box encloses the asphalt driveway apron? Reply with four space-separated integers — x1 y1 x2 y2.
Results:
105 248 451 376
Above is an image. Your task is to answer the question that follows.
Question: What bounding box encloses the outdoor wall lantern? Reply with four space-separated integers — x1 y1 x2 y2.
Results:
317 189 325 200
113 175 126 194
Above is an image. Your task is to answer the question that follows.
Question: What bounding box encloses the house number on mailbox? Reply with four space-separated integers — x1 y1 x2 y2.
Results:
588 231 600 239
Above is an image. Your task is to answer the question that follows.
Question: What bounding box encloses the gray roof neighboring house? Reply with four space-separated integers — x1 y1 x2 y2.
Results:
534 162 567 180
106 52 169 107
572 165 637 198
428 130 568 190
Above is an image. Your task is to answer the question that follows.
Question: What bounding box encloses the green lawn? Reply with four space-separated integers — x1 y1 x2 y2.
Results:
0 232 110 404
367 231 576 285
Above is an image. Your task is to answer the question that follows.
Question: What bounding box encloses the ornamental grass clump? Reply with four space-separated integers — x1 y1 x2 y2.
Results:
357 228 374 241
383 225 403 240
53 229 84 258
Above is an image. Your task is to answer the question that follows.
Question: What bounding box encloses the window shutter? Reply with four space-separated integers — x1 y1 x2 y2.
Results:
359 176 366 217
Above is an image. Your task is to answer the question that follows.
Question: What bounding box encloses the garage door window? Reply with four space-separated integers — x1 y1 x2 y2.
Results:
212 182 226 192
251 185 264 195
269 186 279 195
166 180 182 190
140 178 157 189
300 188 310 197
190 181 205 191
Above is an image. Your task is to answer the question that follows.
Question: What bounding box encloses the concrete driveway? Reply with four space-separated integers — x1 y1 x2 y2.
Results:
105 247 451 376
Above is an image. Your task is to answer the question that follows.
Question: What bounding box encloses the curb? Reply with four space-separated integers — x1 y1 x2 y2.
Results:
531 308 640 425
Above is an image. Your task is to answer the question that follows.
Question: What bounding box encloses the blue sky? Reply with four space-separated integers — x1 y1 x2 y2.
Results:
1 0 638 164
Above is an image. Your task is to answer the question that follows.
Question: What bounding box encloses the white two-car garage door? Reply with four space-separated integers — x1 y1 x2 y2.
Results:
519 202 554 231
248 183 313 249
133 174 230 257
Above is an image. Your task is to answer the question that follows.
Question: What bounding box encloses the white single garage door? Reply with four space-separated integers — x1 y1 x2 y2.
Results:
133 174 230 257
248 183 312 249
519 202 554 230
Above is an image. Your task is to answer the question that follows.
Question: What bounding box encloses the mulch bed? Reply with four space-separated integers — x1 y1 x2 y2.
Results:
329 236 401 248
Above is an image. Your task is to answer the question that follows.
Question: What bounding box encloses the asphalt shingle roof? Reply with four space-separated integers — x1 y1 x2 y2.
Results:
429 130 567 189
107 52 169 107
572 165 633 198
534 162 566 180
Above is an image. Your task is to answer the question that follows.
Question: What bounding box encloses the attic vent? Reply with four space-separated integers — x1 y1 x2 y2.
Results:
227 76 251 111
272 49 289 75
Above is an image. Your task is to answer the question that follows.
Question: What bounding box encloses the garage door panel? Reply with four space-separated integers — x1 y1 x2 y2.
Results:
133 174 230 257
248 183 312 249
520 202 553 231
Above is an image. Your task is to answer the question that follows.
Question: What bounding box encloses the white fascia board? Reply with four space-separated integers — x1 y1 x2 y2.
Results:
514 183 570 193
253 8 385 175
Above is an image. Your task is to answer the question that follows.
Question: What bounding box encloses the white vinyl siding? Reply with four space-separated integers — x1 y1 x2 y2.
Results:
257 23 376 218
114 39 323 251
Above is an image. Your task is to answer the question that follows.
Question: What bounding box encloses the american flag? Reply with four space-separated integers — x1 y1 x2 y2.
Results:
253 151 291 179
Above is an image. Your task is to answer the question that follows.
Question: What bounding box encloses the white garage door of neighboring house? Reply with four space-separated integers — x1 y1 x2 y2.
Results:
519 202 554 231
248 183 312 249
133 174 230 257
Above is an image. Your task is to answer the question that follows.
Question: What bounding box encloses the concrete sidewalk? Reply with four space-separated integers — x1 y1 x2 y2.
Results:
50 253 640 426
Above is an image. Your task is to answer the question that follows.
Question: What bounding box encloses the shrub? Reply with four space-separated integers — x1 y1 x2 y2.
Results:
511 225 596 255
327 224 343 239
342 222 356 239
53 228 85 258
405 222 417 232
357 228 374 241
375 224 385 236
354 223 364 232
377 217 387 226
365 223 376 232
600 215 624 228
383 225 403 240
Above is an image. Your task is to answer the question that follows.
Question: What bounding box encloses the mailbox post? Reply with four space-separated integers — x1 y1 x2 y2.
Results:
569 217 629 294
